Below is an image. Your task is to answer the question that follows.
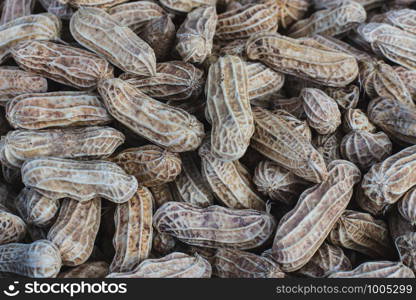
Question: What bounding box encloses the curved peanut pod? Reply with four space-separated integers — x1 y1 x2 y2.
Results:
0 240 62 278
120 61 205 102
301 88 341 135
39 0 74 20
206 55 254 161
6 91 112 130
368 98 416 145
108 1 166 33
359 23 416 70
253 160 309 206
59 261 109 278
11 40 113 90
111 145 182 187
398 187 416 225
395 232 416 274
288 1 366 38
176 5 217 64
213 248 285 278
297 243 352 278
108 252 211 278
98 78 205 153
70 7 156 77
0 208 26 245
0 13 61 63
62 0 129 8
246 62 285 101
272 160 361 272
328 261 415 278
110 187 153 273
251 106 328 183
216 4 278 41
340 130 392 171
0 0 35 25
246 32 359 87
153 202 276 250
15 187 59 227
0 126 125 168
170 152 214 208
361 145 416 215
22 157 138 203
342 108 376 133
198 140 265 211
159 0 216 14
329 210 395 259
0 66 47 104
47 198 101 266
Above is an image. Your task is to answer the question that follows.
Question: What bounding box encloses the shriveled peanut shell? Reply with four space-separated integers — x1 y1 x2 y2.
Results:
108 1 166 34
61 0 129 8
328 261 415 278
246 32 359 87
98 78 205 153
48 198 101 266
343 108 376 133
395 66 416 99
171 152 214 208
111 145 182 187
253 160 309 206
271 109 312 142
22 157 138 203
368 98 416 145
213 248 285 278
153 202 276 249
159 0 216 14
312 131 343 165
176 5 217 64
0 207 26 245
398 187 416 225
361 61 413 107
361 145 416 215
251 106 328 183
325 85 359 111
0 240 62 278
11 40 114 90
199 140 265 211
15 187 59 227
246 62 285 101
139 15 176 62
58 261 109 278
358 23 416 71
297 243 352 278
107 252 212 278
301 88 341 135
272 160 361 272
206 55 253 161
120 61 205 102
39 0 74 20
0 13 61 63
150 184 175 209
110 187 153 273
329 210 395 259
0 126 125 168
70 7 156 77
395 232 416 273
289 1 366 38
216 4 278 41
340 130 392 171
0 66 48 104
6 91 112 130
0 0 35 25
152 232 176 255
